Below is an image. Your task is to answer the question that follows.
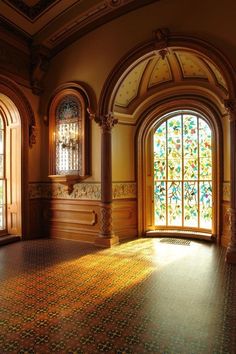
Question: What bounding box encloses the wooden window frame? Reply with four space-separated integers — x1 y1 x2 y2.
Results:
48 87 90 191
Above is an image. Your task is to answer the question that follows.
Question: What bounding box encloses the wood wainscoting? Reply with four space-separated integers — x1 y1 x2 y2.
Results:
29 199 43 239
42 199 100 243
113 199 137 241
221 201 231 248
31 198 138 244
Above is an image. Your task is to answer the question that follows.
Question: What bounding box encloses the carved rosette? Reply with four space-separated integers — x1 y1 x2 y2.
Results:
100 204 113 237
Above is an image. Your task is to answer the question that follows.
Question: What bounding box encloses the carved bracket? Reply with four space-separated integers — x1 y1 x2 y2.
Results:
87 108 118 130
30 45 51 95
224 99 236 116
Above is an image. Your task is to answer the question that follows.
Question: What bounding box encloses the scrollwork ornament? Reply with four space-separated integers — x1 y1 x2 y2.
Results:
224 99 236 114
87 108 118 130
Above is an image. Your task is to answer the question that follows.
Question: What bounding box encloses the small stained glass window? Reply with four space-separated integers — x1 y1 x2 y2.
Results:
55 96 82 175
154 111 212 231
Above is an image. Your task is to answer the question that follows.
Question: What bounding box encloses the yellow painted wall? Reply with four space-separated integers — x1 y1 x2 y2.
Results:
112 124 135 181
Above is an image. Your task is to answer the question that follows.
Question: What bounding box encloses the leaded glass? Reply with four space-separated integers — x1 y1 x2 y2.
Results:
55 96 82 175
153 111 212 231
154 181 166 225
168 181 182 226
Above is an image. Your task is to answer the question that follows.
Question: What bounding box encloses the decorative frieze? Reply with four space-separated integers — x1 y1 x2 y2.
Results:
223 182 230 201
29 182 137 200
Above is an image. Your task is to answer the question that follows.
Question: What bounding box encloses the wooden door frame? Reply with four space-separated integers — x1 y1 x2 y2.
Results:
0 76 35 239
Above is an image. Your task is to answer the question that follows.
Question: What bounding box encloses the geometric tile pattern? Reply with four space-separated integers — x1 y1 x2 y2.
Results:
0 238 235 353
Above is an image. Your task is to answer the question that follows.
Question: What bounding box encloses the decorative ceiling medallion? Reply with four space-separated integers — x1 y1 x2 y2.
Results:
3 0 59 20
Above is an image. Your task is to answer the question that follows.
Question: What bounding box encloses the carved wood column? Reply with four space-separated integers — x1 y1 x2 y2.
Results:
89 111 119 247
225 99 236 263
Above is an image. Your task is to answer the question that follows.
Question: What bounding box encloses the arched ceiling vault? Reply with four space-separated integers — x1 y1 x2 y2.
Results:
113 47 229 122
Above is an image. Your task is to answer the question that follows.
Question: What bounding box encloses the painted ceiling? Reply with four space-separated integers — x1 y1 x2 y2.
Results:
114 48 228 115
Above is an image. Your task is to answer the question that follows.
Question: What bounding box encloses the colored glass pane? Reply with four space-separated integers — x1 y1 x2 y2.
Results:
168 159 181 180
167 116 181 136
154 181 166 225
200 181 212 229
154 159 166 180
168 136 182 159
184 182 198 227
168 182 182 225
200 158 212 179
183 115 198 158
184 158 198 180
199 119 211 158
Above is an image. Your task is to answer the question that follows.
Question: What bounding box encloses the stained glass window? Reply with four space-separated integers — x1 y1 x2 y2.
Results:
154 112 212 231
55 96 82 175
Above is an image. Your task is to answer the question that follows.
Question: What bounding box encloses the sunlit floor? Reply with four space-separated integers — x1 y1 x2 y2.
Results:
0 238 235 353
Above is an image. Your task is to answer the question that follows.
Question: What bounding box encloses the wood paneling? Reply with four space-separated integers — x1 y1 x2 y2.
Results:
29 199 43 239
42 199 100 243
113 199 137 240
221 201 231 248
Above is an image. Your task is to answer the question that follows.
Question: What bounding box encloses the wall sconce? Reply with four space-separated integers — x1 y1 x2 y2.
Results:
57 128 78 150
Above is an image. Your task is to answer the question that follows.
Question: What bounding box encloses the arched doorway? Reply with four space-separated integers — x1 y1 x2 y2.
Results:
0 77 35 239
0 94 22 236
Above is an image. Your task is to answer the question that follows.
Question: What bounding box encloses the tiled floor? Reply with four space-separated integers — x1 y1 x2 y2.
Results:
0 238 235 353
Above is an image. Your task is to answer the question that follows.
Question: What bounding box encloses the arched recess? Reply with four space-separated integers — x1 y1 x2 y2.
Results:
0 76 35 239
136 97 223 240
98 31 236 244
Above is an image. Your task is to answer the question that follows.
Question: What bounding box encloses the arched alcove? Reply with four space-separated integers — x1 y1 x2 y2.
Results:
0 76 35 239
98 32 235 245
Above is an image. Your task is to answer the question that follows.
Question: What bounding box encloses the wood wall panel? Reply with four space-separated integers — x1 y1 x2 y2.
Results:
221 201 231 248
42 199 100 243
113 199 137 240
29 199 43 239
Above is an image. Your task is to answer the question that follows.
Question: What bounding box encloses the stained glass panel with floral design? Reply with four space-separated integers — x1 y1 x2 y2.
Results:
153 112 212 231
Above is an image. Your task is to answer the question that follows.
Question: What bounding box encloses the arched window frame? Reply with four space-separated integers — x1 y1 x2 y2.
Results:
152 109 215 234
48 86 90 190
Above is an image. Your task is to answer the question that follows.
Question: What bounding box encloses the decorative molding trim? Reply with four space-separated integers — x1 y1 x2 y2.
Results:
113 182 137 199
223 182 230 201
29 182 137 200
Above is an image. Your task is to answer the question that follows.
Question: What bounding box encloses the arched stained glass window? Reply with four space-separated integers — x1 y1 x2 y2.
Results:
154 111 212 231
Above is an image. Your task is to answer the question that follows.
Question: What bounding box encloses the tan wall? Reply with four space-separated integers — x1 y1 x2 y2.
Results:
112 124 135 181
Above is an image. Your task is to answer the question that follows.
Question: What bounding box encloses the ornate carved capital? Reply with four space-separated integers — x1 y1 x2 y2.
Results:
87 108 118 130
30 45 50 95
224 99 236 115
